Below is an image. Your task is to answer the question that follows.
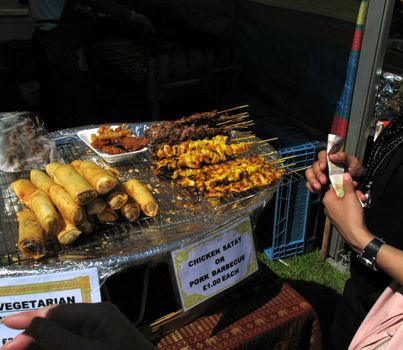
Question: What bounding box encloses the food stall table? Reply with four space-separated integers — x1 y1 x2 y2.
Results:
0 122 307 341
0 124 284 278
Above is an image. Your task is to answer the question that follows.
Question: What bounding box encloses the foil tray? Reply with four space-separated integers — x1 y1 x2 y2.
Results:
0 123 297 280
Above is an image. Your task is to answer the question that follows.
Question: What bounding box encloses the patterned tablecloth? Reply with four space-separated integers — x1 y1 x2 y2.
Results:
156 265 321 350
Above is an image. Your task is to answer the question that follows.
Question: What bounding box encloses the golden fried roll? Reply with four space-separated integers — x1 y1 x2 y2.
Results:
53 164 97 205
77 212 94 234
124 179 158 217
120 198 140 222
70 159 83 170
86 197 107 216
71 160 118 195
30 169 56 193
57 215 82 245
17 209 47 260
29 190 59 234
10 179 37 206
45 162 62 179
97 208 118 222
106 183 128 210
49 184 84 224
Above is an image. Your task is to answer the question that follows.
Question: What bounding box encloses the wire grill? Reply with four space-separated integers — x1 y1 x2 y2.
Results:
0 128 300 268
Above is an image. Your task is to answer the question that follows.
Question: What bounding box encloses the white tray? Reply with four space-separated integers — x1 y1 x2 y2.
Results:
77 127 148 164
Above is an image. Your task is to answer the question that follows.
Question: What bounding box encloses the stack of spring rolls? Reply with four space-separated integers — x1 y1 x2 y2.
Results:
11 160 159 260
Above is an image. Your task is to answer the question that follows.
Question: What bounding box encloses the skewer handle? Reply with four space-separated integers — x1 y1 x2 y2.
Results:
218 104 249 114
285 165 311 174
217 114 250 126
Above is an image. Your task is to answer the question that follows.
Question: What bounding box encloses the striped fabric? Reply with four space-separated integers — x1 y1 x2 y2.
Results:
156 265 321 350
330 0 369 137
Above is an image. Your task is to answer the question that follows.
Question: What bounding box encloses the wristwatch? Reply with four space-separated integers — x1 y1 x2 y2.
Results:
356 237 385 271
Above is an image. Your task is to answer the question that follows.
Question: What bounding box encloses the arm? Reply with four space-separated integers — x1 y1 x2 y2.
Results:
323 172 403 286
376 244 403 286
3 302 155 350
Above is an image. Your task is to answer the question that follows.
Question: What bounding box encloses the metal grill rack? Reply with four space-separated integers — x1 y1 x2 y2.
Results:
0 125 302 271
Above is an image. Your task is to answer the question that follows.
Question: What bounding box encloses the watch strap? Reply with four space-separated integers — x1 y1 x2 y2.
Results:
357 237 385 271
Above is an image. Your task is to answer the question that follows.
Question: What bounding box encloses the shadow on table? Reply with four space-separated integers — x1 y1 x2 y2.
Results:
283 278 340 350
207 264 283 335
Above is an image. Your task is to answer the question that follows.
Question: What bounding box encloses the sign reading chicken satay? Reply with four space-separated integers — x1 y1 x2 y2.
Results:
0 268 101 345
171 217 258 311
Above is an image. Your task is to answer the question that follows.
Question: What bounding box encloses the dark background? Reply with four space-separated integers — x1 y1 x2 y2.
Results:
0 0 362 140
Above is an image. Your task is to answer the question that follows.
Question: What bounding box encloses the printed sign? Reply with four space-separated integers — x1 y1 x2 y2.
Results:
171 216 258 311
0 268 101 345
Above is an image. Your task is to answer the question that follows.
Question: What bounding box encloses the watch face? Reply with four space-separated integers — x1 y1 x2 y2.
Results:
361 257 373 267
357 254 377 271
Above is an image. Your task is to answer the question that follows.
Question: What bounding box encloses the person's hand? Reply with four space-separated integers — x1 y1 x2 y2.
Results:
128 11 156 36
323 172 373 253
1 302 155 350
305 150 365 193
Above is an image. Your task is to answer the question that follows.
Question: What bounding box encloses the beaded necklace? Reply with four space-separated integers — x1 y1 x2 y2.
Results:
359 115 403 207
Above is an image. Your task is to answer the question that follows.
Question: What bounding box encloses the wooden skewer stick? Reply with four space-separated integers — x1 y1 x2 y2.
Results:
231 124 255 130
222 118 253 126
225 111 249 118
236 130 254 136
224 120 254 129
268 155 297 164
217 114 250 126
151 310 183 326
218 111 249 120
285 165 311 175
246 137 278 144
218 104 249 114
279 163 297 169
217 114 249 126
260 151 277 157
231 135 257 142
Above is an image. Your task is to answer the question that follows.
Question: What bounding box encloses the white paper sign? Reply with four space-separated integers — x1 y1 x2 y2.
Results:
171 217 258 311
0 268 101 345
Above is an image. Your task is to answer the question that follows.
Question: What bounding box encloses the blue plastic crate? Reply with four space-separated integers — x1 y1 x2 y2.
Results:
263 141 321 260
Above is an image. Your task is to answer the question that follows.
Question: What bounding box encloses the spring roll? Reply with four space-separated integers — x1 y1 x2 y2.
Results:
17 209 47 260
53 164 97 205
106 183 128 210
120 198 141 222
10 179 37 206
57 215 82 245
49 184 84 224
11 180 59 234
86 197 107 216
45 162 62 179
71 160 118 195
29 190 60 235
77 211 94 234
30 169 56 194
124 179 158 217
97 208 118 222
